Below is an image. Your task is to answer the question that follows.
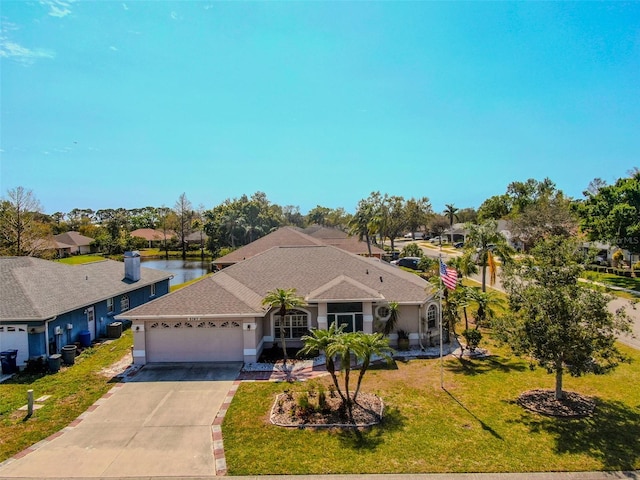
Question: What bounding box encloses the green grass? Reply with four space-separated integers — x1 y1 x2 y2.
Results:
582 271 640 293
56 255 106 265
222 340 640 474
170 274 212 292
0 331 133 462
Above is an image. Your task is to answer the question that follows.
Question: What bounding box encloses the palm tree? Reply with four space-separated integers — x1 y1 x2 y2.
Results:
348 207 374 257
325 332 362 422
262 288 306 363
444 203 459 241
465 287 504 328
382 301 400 335
299 323 346 403
353 333 394 402
464 219 513 291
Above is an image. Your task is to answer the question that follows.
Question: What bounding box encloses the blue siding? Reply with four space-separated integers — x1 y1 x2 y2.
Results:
24 279 170 357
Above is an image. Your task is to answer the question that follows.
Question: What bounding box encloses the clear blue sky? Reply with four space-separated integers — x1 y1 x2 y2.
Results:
1 1 639 215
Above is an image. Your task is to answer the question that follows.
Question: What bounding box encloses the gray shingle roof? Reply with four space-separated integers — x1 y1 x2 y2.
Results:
53 231 94 247
0 257 172 321
122 245 433 319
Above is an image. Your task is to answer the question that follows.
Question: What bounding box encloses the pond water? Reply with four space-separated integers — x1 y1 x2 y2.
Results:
141 258 213 286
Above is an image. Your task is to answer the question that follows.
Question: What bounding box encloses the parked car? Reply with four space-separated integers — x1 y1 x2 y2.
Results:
390 256 421 270
429 236 445 244
453 242 464 249
403 232 425 240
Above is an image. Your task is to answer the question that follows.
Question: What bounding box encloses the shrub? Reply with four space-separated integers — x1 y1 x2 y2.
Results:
462 328 482 352
401 243 423 258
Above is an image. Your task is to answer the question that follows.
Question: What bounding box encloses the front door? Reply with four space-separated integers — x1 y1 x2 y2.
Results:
87 307 96 340
335 314 355 333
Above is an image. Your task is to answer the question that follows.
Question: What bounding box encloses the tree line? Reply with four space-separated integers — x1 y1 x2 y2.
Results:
2 170 640 261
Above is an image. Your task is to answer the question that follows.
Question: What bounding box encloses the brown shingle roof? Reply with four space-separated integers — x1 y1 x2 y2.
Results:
53 231 94 247
212 227 324 267
122 245 433 319
130 228 174 241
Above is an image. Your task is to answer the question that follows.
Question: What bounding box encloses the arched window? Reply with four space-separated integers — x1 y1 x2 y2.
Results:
273 309 310 339
427 304 437 329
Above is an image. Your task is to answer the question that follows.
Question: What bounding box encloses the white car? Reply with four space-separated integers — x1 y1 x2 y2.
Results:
429 236 445 244
403 232 425 240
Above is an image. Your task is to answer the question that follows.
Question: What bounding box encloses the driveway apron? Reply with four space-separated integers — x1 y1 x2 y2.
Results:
0 362 241 479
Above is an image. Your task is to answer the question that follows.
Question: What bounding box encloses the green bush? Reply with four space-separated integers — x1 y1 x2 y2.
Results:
401 243 423 258
462 328 482 352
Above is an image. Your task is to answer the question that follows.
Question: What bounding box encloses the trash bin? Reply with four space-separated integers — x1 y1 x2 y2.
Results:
61 345 77 365
107 322 122 339
79 330 91 348
0 350 18 374
48 354 62 373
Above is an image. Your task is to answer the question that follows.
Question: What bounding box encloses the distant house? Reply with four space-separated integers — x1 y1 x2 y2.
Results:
120 245 440 365
53 231 95 256
130 228 175 248
212 226 385 269
0 253 172 369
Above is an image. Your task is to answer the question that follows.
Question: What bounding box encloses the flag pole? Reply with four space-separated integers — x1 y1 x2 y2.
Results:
439 249 444 390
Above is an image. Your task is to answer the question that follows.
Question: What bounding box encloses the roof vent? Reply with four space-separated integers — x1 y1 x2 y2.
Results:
379 276 383 282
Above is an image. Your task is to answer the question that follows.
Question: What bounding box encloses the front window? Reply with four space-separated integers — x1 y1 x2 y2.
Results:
274 309 309 339
107 297 114 313
328 302 363 333
121 295 130 312
427 304 437 329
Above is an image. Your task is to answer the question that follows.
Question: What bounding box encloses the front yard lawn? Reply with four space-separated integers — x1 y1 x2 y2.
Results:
0 331 133 462
222 341 640 474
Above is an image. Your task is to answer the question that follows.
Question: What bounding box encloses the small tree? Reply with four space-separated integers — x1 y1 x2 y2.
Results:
262 288 306 363
401 242 423 258
497 236 631 400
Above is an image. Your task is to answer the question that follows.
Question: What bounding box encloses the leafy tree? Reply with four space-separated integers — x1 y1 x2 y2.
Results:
0 186 52 257
404 197 432 238
477 194 511 221
306 205 332 226
455 207 478 224
574 170 640 255
497 236 631 400
174 193 194 260
348 193 383 256
379 194 406 251
464 219 512 291
428 216 450 245
262 288 307 363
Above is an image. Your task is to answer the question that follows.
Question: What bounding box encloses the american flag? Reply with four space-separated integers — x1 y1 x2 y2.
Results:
440 259 458 290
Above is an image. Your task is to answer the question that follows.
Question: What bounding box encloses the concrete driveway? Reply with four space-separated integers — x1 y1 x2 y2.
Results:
0 362 241 479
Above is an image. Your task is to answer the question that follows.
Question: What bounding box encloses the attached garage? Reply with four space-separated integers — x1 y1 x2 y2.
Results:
145 319 244 363
0 325 29 370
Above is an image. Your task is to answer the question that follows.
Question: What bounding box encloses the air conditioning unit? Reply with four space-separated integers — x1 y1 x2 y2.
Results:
66 323 73 330
54 326 62 335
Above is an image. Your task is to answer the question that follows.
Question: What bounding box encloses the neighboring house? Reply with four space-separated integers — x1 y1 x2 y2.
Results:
213 226 384 269
301 226 386 258
185 231 209 247
53 231 95 256
119 245 440 365
130 228 175 248
0 253 172 369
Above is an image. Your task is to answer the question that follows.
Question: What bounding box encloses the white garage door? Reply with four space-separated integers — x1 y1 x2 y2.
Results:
145 319 243 363
0 325 29 370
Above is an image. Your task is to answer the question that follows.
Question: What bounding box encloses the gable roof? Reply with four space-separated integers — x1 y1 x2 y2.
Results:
0 257 172 321
122 245 432 319
53 231 94 247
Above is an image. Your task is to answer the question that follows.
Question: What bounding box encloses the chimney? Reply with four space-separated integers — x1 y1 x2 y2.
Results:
124 251 141 282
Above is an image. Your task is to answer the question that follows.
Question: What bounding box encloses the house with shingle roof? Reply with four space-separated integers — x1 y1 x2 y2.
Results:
0 254 171 369
212 226 385 269
120 245 440 365
53 231 95 256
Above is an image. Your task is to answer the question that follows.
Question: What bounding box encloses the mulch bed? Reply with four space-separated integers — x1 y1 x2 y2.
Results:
270 391 384 428
517 389 596 418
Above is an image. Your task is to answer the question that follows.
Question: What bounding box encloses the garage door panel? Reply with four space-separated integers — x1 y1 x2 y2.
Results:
146 320 243 363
